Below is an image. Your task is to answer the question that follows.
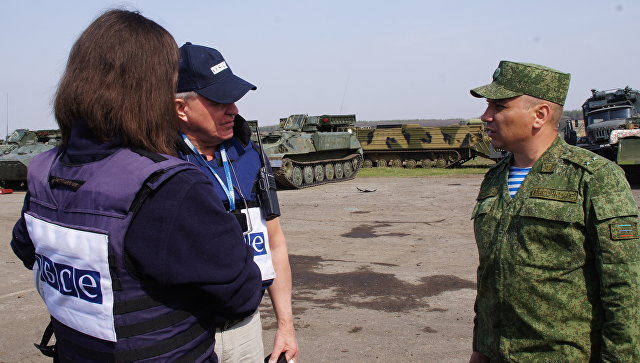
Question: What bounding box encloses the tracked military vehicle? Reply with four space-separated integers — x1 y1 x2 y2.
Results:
0 129 62 188
353 120 493 168
260 114 363 189
1 129 34 154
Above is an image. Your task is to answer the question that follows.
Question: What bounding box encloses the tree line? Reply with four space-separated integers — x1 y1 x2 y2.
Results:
563 109 583 120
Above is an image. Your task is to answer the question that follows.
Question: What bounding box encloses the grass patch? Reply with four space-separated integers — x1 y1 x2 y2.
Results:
356 158 495 177
357 167 490 177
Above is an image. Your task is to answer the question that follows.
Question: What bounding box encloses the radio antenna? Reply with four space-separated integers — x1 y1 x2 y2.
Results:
5 93 8 139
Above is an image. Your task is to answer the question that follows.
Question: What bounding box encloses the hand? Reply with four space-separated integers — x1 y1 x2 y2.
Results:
268 325 298 363
469 351 490 363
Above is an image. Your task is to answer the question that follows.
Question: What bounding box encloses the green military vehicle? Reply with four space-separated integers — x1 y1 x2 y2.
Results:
353 120 493 168
1 129 37 154
578 87 640 181
0 129 62 188
259 114 363 189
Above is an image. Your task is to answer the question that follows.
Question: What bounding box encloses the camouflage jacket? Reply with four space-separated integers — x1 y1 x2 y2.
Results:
472 137 640 362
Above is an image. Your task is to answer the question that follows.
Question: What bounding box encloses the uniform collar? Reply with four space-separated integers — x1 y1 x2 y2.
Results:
526 136 566 174
62 120 122 164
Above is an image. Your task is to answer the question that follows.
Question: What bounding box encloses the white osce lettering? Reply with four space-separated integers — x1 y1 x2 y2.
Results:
252 234 265 253
60 269 74 293
78 274 98 299
211 61 228 75
44 261 56 284
244 232 267 256
35 253 103 304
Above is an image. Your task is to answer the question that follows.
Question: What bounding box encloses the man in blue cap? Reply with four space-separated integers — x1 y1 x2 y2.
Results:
174 42 298 363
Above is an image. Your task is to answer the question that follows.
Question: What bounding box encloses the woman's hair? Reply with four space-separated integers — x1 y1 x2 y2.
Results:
54 9 179 154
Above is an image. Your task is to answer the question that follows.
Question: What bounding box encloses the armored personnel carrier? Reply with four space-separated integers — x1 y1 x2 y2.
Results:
353 120 493 168
0 129 62 188
1 129 33 154
259 114 363 189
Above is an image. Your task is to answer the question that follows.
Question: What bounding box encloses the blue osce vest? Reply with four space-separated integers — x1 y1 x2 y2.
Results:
26 147 217 362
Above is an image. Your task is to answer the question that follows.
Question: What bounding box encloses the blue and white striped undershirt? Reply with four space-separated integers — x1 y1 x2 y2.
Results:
508 166 532 198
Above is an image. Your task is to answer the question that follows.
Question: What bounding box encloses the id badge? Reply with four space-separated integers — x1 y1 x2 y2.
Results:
241 207 276 282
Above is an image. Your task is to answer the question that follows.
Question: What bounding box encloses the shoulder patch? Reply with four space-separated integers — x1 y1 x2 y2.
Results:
561 145 609 172
530 187 578 203
610 223 639 240
540 162 556 173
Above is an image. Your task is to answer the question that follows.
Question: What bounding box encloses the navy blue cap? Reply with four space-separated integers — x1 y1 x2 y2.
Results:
177 42 256 104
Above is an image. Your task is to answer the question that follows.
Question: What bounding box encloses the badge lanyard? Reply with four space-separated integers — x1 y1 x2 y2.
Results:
180 132 236 211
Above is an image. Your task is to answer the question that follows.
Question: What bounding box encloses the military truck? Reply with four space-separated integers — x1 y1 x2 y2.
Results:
0 129 62 188
578 87 640 180
259 114 363 189
353 120 493 168
579 87 640 158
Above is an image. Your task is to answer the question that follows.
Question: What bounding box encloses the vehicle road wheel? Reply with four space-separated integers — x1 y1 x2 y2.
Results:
343 161 353 178
291 166 303 187
363 159 373 168
352 157 361 170
325 163 334 180
405 159 417 169
435 158 447 168
282 159 294 179
390 159 402 168
314 165 325 183
303 166 314 185
376 159 387 168
421 159 433 168
334 162 344 179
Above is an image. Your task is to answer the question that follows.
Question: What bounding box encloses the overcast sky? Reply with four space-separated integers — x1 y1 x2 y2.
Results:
1 1 638 136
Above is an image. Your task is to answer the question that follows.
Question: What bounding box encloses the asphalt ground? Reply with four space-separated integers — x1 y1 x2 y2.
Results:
2 176 639 362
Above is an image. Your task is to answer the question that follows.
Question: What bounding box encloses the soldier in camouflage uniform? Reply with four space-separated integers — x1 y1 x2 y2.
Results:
468 61 640 362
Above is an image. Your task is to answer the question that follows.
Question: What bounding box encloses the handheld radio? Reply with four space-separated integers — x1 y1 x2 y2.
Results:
255 126 281 219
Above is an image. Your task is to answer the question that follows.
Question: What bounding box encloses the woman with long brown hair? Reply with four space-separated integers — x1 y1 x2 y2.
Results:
11 9 262 362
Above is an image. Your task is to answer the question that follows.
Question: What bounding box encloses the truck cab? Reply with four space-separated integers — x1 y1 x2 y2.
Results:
580 87 640 159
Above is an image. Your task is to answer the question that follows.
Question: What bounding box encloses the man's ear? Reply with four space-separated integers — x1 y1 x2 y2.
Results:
532 103 551 129
175 98 189 122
